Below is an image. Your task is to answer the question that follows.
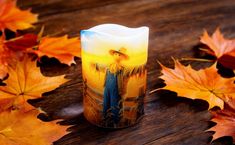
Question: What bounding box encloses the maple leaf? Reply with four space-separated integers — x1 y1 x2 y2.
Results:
0 34 38 79
200 29 235 69
158 60 235 109
0 0 38 32
5 33 38 51
0 36 12 79
208 99 235 143
0 109 69 145
34 35 81 65
0 55 68 110
0 98 14 113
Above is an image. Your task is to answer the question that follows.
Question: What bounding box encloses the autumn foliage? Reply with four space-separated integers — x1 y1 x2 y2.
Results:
35 35 81 65
156 29 235 143
0 109 69 145
0 55 68 111
209 99 235 143
159 61 235 109
0 0 38 32
0 1 80 144
200 29 235 69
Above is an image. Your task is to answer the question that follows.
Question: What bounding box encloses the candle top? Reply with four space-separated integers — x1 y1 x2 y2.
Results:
81 24 149 39
81 24 149 66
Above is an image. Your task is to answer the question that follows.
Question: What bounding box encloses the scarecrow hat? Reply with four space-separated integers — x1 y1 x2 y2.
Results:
109 47 129 60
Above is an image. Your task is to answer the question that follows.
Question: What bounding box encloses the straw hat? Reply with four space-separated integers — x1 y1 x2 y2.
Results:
109 47 129 60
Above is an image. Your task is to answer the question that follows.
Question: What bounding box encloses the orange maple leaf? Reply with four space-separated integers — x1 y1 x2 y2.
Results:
0 55 68 111
158 60 235 109
0 36 12 79
0 109 69 145
0 98 14 113
208 99 235 143
0 0 38 32
200 29 235 69
0 34 39 79
33 35 81 65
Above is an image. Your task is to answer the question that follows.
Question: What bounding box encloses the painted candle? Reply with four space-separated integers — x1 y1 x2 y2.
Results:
81 24 149 128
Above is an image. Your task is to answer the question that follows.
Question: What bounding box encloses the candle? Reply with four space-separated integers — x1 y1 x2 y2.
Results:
81 24 149 128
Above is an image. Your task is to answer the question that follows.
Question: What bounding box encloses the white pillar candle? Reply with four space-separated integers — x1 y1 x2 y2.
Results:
81 24 149 128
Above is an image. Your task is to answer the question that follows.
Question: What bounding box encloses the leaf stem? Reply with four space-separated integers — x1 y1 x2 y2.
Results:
149 88 161 94
180 57 214 62
3 36 24 43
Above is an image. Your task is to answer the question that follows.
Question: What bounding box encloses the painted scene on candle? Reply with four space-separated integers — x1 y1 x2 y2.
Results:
81 24 148 128
82 47 147 128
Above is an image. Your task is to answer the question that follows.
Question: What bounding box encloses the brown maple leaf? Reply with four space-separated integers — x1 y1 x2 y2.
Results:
0 0 38 32
200 29 235 69
0 109 69 145
0 55 68 111
208 98 235 143
33 35 81 65
158 60 235 109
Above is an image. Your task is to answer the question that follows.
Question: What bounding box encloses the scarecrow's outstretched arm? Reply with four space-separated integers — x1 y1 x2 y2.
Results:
123 64 146 77
90 63 107 72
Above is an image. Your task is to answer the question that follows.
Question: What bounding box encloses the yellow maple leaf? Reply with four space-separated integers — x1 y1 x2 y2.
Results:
34 35 81 65
0 0 38 32
0 109 69 145
158 60 235 109
0 55 68 110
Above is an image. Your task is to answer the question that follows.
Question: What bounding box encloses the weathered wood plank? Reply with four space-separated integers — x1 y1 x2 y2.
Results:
18 0 235 144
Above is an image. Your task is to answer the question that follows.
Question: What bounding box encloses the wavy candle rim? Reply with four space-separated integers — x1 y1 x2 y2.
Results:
81 23 149 39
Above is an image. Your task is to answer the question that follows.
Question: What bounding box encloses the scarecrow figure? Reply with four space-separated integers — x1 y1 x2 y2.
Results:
91 47 146 126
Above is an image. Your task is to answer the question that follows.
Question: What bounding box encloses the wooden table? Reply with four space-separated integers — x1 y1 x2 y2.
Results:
18 0 235 145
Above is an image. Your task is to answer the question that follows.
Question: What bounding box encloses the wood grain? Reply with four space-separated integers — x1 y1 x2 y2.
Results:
18 0 235 144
